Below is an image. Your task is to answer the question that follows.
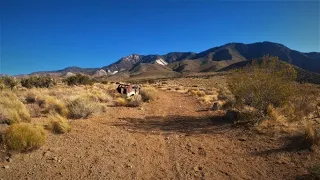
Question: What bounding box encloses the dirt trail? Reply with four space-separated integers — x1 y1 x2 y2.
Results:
0 90 318 179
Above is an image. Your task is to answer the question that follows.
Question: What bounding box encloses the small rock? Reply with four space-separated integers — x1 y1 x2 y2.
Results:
138 107 144 110
164 137 169 140
224 110 240 122
211 102 219 111
3 165 9 169
238 138 246 141
6 157 12 163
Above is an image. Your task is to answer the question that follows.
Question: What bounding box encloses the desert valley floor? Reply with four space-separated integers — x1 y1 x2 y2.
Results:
0 89 319 180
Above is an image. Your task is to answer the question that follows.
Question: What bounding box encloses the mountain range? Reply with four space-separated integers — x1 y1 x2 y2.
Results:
30 41 320 80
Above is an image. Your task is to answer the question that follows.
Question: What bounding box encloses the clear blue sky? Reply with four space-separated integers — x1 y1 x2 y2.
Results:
1 0 319 75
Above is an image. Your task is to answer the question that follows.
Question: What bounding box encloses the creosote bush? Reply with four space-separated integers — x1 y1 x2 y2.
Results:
47 113 71 134
20 76 55 88
0 91 31 124
0 76 17 90
63 74 93 86
4 123 46 152
228 55 297 123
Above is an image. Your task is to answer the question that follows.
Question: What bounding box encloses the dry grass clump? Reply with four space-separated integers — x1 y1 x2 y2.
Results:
0 91 31 124
90 90 112 103
187 89 206 97
47 113 71 134
115 97 127 106
66 96 99 119
303 121 319 148
257 104 296 133
140 87 158 102
127 95 142 107
4 123 46 152
37 95 69 117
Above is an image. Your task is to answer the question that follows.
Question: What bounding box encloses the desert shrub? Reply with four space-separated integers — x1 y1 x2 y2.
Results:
20 76 55 88
25 91 37 103
0 76 17 90
90 90 112 103
63 74 93 86
0 91 31 124
47 113 71 134
4 123 46 152
279 97 317 122
308 165 320 179
127 94 142 107
37 95 69 117
140 87 157 102
115 97 127 106
187 89 206 97
303 121 319 148
66 96 99 119
228 55 297 121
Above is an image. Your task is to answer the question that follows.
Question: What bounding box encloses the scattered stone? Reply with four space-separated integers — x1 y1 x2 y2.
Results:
198 147 206 156
3 165 9 169
49 157 58 161
224 110 240 122
238 138 246 142
7 158 12 163
164 137 169 140
138 107 144 110
211 102 219 111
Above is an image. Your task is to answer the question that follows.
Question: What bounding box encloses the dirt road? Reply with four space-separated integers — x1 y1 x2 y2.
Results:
0 90 318 179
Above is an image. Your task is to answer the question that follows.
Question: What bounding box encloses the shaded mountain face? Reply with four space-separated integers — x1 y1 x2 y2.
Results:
28 42 320 79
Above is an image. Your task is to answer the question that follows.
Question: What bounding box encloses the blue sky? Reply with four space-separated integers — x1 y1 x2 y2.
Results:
1 0 319 75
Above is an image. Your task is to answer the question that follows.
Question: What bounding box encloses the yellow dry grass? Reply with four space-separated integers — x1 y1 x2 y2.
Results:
4 123 46 152
47 113 71 134
115 97 127 106
0 91 31 124
140 87 158 102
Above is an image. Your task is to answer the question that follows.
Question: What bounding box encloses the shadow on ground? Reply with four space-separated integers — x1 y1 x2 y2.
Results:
109 115 239 135
252 135 315 156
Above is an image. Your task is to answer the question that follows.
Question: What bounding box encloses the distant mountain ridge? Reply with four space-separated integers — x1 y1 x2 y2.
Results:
29 41 320 79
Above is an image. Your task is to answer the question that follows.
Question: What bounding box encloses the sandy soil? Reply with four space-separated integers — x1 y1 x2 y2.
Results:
0 90 319 180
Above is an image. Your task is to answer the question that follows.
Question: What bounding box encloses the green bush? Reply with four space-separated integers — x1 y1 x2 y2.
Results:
227 55 297 122
63 74 93 86
20 76 55 88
